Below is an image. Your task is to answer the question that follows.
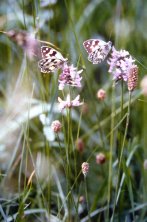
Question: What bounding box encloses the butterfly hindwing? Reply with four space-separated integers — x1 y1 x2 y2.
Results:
38 57 63 73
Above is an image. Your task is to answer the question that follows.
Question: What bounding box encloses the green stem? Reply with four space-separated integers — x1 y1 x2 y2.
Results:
110 91 132 222
84 176 91 222
107 81 115 220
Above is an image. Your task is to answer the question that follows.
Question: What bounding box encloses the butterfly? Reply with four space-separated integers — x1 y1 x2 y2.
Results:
83 39 112 64
38 46 68 73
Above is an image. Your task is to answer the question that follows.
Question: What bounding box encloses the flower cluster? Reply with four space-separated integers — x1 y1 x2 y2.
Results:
107 47 137 82
59 63 83 90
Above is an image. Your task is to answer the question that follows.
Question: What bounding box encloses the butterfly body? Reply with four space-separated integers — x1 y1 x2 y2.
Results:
83 39 112 64
38 46 68 73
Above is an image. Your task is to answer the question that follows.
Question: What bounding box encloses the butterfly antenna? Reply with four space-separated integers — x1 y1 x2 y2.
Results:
38 39 60 51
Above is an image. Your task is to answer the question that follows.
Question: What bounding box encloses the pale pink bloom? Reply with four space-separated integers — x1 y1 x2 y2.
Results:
51 120 62 133
97 89 106 101
58 94 83 111
81 162 89 177
59 63 83 90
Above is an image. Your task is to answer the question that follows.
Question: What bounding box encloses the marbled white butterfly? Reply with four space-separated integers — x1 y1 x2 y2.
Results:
83 39 112 64
38 46 68 73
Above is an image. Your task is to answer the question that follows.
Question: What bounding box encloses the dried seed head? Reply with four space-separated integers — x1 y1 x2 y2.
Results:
128 66 138 91
81 162 89 177
96 153 106 164
51 120 62 133
97 89 106 101
76 138 84 153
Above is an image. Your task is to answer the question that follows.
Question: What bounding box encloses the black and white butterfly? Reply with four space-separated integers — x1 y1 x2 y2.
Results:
38 46 68 73
83 39 112 64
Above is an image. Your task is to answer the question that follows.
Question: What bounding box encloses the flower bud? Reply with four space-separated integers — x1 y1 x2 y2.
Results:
81 162 89 176
76 138 84 153
128 66 138 91
97 89 106 101
96 153 106 164
51 120 62 133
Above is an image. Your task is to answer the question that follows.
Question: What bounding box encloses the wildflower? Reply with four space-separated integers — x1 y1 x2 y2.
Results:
51 120 62 133
76 138 84 153
107 47 137 82
143 159 147 170
127 66 138 91
96 153 106 165
140 75 147 96
58 94 83 111
5 30 39 59
81 162 89 177
58 63 83 90
97 89 106 101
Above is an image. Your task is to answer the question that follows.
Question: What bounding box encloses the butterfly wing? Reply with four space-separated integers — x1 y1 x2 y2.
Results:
83 39 112 64
83 39 101 53
38 57 63 73
39 46 68 73
41 46 67 61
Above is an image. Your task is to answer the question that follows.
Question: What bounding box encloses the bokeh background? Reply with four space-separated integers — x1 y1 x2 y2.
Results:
0 0 147 221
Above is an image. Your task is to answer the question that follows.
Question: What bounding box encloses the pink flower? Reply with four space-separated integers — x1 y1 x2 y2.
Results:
51 120 62 133
58 94 83 111
58 63 83 90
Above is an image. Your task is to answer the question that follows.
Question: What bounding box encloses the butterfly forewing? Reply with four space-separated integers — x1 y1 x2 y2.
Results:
38 46 68 73
83 39 100 53
83 39 112 64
